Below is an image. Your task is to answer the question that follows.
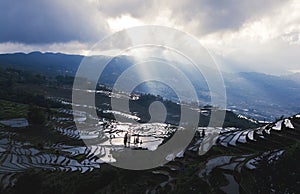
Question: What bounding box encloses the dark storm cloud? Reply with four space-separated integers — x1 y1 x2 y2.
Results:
0 0 289 44
0 0 110 44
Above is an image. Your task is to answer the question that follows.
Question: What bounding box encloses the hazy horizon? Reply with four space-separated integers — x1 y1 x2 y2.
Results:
0 0 300 75
1 50 300 77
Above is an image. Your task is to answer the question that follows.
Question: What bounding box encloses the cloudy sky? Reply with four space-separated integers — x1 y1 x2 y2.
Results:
0 0 299 75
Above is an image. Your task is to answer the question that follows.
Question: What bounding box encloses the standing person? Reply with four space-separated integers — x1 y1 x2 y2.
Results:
202 128 205 138
133 136 137 145
127 132 131 147
136 134 140 145
124 132 128 147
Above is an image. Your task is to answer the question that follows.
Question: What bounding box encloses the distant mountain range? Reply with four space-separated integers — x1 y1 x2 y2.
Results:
0 51 83 76
0 52 299 121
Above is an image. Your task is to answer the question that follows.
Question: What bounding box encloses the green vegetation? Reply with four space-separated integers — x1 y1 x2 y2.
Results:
0 100 28 120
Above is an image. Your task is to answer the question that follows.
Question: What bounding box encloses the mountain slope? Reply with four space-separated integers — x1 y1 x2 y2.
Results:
0 52 83 76
0 52 299 120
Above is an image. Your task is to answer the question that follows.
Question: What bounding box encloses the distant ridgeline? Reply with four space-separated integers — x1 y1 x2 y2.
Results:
0 52 299 120
0 51 83 76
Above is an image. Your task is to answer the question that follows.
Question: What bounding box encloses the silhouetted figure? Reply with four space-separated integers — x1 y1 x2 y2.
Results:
202 129 205 138
136 134 140 145
127 133 131 147
133 137 137 145
124 132 128 147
